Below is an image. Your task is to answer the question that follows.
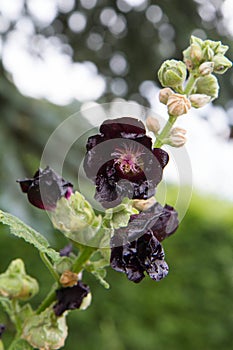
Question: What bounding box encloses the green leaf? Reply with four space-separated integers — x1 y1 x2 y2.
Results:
0 210 59 262
8 339 33 350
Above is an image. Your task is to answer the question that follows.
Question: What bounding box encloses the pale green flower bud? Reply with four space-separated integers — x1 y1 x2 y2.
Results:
0 259 39 301
158 59 187 88
189 94 211 108
22 307 68 350
203 46 214 61
166 127 187 147
54 257 73 275
190 35 203 47
195 75 219 100
146 116 161 134
0 340 4 350
213 54 232 74
198 61 214 76
158 87 173 105
190 43 203 63
167 93 191 117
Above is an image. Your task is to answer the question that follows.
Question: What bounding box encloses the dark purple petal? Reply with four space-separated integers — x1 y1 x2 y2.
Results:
17 166 73 210
53 281 90 317
110 229 168 283
59 244 73 257
153 148 169 169
100 117 146 138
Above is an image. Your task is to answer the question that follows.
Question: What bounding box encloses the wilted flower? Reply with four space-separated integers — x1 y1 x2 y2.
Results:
17 166 73 210
167 93 191 117
22 307 68 350
110 202 179 283
54 281 91 316
84 117 169 208
0 259 39 301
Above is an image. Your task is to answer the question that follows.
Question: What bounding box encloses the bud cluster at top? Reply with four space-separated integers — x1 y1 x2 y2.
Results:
157 36 232 115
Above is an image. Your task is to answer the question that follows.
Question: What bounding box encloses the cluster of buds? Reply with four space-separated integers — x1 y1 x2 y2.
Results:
157 36 232 116
183 36 232 74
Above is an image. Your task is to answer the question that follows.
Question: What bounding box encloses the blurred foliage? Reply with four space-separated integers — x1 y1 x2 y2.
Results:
0 191 232 350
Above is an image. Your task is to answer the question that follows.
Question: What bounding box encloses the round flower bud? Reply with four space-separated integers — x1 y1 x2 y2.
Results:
132 197 156 211
212 54 232 74
158 87 173 105
195 74 219 100
22 307 68 350
0 259 39 301
189 94 211 108
166 127 187 147
167 93 191 117
158 59 187 88
198 61 214 76
146 116 160 134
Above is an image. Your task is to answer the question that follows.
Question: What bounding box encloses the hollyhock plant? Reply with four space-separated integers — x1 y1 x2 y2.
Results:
17 166 73 210
84 117 169 208
0 36 231 349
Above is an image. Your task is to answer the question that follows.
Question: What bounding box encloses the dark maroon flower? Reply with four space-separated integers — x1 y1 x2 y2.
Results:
110 202 179 283
53 281 90 316
111 229 168 283
17 166 73 210
84 117 169 208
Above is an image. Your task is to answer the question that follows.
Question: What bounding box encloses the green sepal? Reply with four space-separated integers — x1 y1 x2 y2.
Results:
8 339 33 350
103 198 138 230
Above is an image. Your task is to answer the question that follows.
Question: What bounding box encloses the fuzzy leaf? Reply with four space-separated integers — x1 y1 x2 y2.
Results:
8 339 33 350
0 210 59 262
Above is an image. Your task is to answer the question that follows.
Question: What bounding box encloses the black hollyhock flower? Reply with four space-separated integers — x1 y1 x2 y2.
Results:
84 117 169 208
110 202 179 283
53 281 90 316
17 166 73 210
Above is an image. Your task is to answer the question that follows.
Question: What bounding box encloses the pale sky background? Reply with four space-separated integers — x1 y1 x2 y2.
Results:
1 0 233 202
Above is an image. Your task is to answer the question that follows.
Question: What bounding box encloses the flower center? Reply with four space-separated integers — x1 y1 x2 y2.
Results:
112 143 144 175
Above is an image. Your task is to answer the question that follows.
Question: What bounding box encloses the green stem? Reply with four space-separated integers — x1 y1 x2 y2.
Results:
72 246 96 274
154 115 177 148
36 284 57 314
40 252 60 283
184 72 197 95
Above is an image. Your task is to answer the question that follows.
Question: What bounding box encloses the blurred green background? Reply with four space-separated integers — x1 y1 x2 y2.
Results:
0 0 233 349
